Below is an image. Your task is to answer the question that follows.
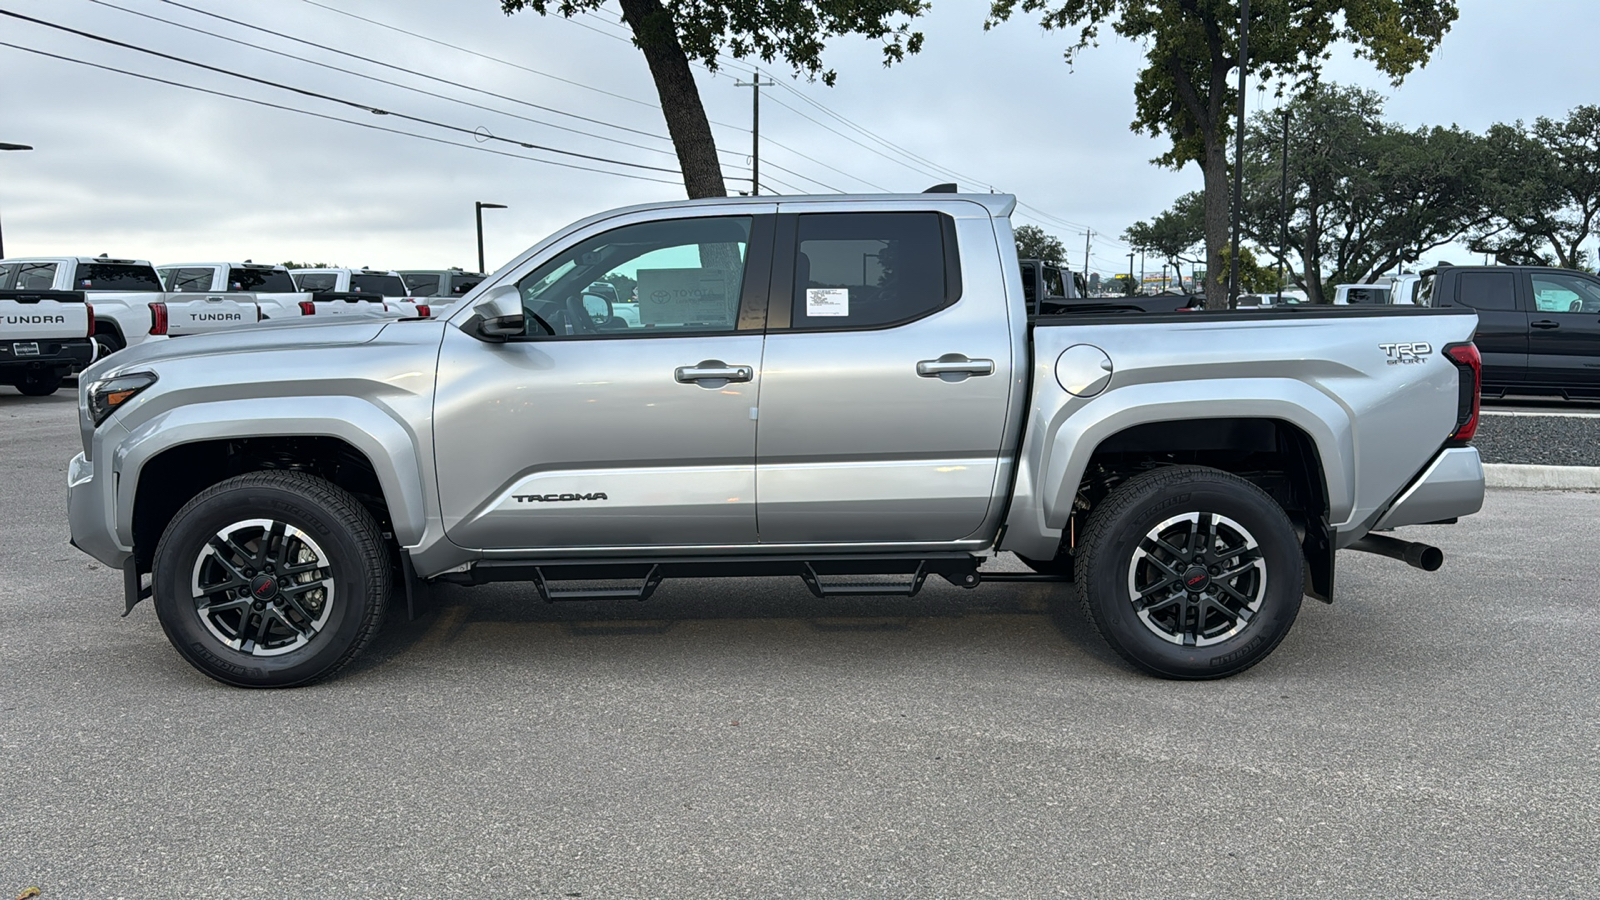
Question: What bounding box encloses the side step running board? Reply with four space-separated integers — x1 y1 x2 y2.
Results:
800 562 929 598
531 564 664 602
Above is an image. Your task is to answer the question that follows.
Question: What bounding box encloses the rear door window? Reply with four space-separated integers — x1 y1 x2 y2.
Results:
790 212 957 330
14 262 58 290
0 262 14 289
351 273 407 296
1454 272 1518 311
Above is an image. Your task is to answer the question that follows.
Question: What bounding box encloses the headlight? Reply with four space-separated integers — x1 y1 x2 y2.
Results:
87 371 158 426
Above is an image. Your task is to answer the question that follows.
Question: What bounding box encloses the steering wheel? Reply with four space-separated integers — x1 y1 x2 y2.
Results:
563 295 599 335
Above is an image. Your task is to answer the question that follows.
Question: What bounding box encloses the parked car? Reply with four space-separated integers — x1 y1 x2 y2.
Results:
0 281 95 395
1420 263 1600 399
69 192 1485 688
1332 283 1394 305
159 261 304 320
0 255 263 356
398 269 485 299
289 267 430 319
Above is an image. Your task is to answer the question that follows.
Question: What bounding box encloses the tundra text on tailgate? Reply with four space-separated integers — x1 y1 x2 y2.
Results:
67 193 1486 688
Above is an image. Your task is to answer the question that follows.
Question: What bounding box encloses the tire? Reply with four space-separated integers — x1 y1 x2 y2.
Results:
1075 465 1303 679
15 369 64 396
94 327 125 359
152 471 390 688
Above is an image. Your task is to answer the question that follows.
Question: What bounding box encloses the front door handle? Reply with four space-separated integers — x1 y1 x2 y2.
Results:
1530 320 1560 330
917 354 995 380
675 360 754 384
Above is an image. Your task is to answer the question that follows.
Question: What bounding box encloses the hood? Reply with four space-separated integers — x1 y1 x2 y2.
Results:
83 318 393 380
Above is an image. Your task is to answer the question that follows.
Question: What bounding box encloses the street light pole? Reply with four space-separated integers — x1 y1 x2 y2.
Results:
0 142 34 260
475 201 507 273
1277 102 1289 304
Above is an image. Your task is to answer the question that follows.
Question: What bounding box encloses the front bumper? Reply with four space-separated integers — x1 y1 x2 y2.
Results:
1373 446 1485 530
68 451 130 568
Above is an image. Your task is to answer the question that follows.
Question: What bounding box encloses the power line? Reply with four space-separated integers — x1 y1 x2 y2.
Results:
0 40 685 185
78 0 729 167
152 0 692 144
0 7 688 175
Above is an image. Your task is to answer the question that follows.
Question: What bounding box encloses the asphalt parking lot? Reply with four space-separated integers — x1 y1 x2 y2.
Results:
3 387 1598 899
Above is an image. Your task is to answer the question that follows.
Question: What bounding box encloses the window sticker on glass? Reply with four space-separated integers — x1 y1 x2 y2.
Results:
636 268 734 326
806 288 849 316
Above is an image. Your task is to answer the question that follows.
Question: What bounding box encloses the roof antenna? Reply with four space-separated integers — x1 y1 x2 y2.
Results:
923 183 958 194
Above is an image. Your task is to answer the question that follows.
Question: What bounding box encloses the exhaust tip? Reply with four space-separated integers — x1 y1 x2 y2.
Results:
1410 544 1444 572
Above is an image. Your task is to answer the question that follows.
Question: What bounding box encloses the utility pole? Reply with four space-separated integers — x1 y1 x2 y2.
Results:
0 142 33 259
475 201 507 273
1139 249 1145 294
1127 252 1135 297
735 69 775 195
1081 230 1093 287
1277 101 1289 304
1228 0 1251 308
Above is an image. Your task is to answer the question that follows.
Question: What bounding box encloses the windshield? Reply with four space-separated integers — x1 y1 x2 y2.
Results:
402 274 441 296
351 273 408 296
73 263 162 292
228 267 297 292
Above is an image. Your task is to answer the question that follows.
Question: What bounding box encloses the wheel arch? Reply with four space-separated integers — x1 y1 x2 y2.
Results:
118 398 429 570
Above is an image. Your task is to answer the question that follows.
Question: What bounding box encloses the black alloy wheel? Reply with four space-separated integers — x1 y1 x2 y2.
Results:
1075 465 1303 679
152 471 390 687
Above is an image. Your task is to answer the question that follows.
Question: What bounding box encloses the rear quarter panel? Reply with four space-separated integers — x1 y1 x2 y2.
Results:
1001 308 1480 560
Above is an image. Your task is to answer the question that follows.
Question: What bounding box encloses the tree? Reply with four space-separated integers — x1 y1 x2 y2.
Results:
1218 244 1276 292
1014 224 1069 261
503 0 929 199
280 261 333 269
1239 83 1490 301
1470 107 1600 269
1124 191 1203 291
988 0 1458 308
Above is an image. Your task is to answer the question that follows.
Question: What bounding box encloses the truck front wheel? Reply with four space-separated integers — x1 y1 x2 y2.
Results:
151 471 391 688
1075 465 1302 679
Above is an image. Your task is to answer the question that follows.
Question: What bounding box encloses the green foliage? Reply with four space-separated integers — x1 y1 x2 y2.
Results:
1218 245 1276 293
1014 224 1069 261
1239 82 1490 302
1107 273 1136 296
279 261 333 270
503 0 928 87
988 0 1457 306
1470 107 1600 269
1124 192 1203 262
600 273 638 301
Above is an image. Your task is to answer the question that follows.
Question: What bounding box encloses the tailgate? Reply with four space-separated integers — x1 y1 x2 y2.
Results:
1 290 92 340
306 291 406 319
160 292 259 336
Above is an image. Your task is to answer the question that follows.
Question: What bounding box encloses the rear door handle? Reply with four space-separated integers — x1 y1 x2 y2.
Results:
675 360 754 384
917 354 995 379
1530 320 1560 330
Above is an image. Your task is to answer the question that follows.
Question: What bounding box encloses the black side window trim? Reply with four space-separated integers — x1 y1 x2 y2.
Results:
765 211 964 334
503 213 777 343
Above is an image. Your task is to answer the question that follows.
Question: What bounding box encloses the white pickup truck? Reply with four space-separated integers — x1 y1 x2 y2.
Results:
159 262 303 321
289 267 431 318
0 256 260 356
0 279 96 395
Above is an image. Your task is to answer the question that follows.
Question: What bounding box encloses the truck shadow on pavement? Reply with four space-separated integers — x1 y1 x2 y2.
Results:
349 575 1128 680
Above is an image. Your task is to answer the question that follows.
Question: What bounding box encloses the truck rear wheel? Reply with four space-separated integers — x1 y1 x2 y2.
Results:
1075 465 1302 679
151 471 390 688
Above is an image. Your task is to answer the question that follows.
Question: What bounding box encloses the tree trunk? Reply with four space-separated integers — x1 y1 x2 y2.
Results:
1201 132 1231 309
616 0 726 199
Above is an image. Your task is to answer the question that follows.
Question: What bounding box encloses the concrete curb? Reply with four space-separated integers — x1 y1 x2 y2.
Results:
1483 463 1600 490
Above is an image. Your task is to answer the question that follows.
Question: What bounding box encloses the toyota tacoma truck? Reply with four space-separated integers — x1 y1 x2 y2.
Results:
67 193 1486 688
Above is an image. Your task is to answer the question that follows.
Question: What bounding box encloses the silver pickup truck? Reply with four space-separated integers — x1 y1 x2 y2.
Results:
66 193 1486 688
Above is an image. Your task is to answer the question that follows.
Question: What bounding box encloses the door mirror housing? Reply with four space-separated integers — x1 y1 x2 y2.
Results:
464 284 524 342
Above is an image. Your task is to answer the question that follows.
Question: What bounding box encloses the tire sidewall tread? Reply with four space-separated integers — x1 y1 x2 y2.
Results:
1075 465 1303 680
151 470 390 688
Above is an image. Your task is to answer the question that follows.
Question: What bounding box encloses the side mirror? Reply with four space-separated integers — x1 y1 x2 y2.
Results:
464 284 524 342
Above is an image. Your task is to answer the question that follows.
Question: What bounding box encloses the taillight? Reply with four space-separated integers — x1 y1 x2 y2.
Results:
1444 342 1481 442
86 303 95 337
148 301 168 336
416 304 430 318
299 301 315 315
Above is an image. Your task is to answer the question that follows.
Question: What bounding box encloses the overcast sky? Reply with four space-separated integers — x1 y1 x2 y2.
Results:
0 0 1593 276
